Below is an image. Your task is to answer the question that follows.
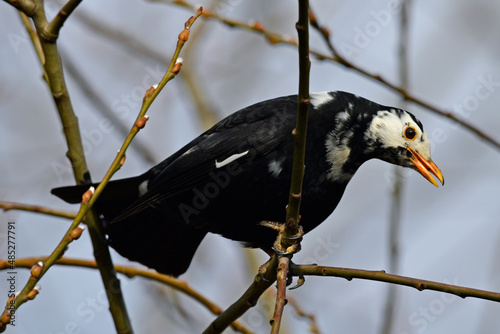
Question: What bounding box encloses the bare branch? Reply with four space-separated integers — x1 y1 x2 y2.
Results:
60 46 158 164
271 0 311 332
0 201 77 219
202 256 278 334
292 265 500 303
45 0 83 40
3 0 36 15
0 5 204 333
270 256 291 334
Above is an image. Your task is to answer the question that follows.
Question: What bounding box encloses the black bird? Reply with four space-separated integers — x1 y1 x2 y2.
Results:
52 91 444 276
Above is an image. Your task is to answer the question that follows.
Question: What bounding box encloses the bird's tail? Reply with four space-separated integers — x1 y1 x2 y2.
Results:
51 176 207 277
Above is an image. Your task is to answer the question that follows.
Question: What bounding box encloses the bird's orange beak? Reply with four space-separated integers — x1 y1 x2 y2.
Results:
407 147 444 187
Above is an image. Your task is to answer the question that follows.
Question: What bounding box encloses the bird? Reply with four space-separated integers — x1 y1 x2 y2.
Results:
51 91 444 277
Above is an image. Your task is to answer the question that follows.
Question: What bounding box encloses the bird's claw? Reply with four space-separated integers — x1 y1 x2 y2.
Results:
257 271 270 282
282 228 304 241
289 275 305 290
272 246 292 257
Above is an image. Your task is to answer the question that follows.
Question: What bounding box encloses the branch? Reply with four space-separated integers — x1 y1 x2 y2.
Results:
45 0 82 40
162 0 500 151
0 201 77 219
283 0 310 245
16 1 133 331
60 45 158 164
202 255 279 334
292 265 500 303
271 0 310 333
3 0 36 15
0 4 204 333
270 256 291 334
72 10 219 132
0 257 252 334
18 12 46 80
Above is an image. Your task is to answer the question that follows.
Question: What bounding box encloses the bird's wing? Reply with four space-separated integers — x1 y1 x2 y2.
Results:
112 107 294 223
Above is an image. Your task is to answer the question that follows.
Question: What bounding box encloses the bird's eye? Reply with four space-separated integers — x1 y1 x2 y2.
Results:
404 126 417 141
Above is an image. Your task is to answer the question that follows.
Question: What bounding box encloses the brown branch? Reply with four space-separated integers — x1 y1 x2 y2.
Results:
1 4 203 333
270 256 291 334
283 0 310 246
3 0 36 15
292 265 500 303
73 9 219 130
202 255 279 334
0 201 77 219
270 0 311 333
45 0 83 40
0 257 252 334
18 12 46 80
60 45 158 164
14 1 133 331
163 0 500 151
3 2 125 331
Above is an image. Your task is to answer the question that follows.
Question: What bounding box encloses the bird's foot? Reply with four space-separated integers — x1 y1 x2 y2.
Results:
258 220 304 256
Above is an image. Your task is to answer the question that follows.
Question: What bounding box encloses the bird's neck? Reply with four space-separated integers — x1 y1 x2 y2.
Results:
324 110 374 183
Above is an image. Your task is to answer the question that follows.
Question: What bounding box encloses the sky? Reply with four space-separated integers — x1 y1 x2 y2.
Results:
1 0 500 333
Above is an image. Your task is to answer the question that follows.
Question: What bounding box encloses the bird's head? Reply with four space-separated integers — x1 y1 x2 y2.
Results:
363 109 444 187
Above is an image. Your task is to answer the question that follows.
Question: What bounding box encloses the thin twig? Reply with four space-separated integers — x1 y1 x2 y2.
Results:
283 0 310 246
3 0 36 14
60 46 158 164
72 9 219 130
202 256 278 334
270 256 291 334
18 12 46 80
162 0 500 151
0 4 203 333
16 1 133 331
270 0 310 333
292 265 500 303
0 257 252 334
0 201 77 219
45 0 83 40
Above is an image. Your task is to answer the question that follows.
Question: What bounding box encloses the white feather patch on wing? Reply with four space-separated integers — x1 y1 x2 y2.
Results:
215 150 249 168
